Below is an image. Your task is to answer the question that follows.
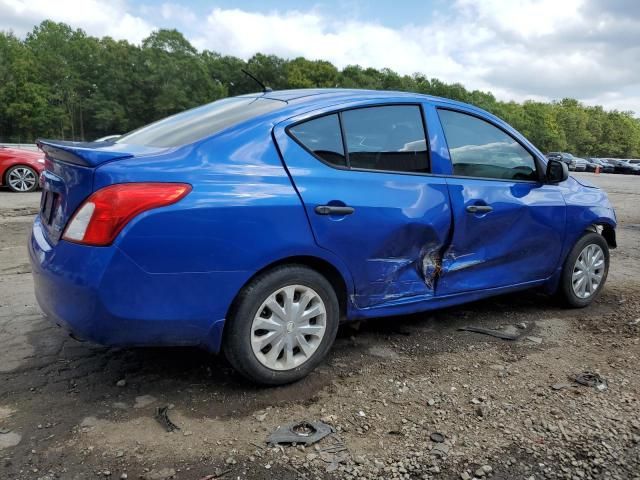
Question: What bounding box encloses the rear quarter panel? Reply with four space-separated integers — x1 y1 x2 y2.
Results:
94 121 354 322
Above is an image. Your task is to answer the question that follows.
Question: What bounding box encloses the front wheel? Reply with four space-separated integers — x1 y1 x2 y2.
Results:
6 165 38 192
559 232 609 308
223 265 339 385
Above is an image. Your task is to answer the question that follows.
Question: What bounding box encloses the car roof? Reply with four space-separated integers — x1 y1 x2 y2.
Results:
240 88 486 113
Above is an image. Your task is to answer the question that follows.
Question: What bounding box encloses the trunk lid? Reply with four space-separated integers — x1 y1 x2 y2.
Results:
36 139 164 245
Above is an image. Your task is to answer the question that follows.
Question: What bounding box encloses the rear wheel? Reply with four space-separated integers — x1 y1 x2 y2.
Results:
223 265 339 385
6 165 38 192
559 232 609 308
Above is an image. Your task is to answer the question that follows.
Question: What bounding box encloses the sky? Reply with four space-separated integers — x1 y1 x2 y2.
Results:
1 0 639 114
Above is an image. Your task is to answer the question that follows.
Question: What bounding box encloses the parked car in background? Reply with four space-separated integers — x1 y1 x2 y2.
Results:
30 89 617 385
621 160 640 175
546 152 579 170
0 146 45 192
583 158 598 172
591 158 615 174
572 157 587 172
607 159 640 175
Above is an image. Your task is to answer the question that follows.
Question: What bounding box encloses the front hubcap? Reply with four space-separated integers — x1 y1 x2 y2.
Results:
572 244 605 299
8 167 36 192
251 285 327 371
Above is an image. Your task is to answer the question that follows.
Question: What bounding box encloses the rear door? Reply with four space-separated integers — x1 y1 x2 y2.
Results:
434 107 566 295
274 102 452 309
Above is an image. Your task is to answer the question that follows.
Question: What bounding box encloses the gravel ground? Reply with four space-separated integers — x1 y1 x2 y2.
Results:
0 173 638 480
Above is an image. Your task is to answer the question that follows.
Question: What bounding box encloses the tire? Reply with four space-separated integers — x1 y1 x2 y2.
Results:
223 265 340 385
6 165 38 192
559 232 609 308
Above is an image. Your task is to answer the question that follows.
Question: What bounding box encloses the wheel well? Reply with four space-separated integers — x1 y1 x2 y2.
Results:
226 256 349 321
586 223 616 248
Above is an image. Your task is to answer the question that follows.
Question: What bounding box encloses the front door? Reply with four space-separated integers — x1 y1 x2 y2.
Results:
274 103 452 308
435 108 566 295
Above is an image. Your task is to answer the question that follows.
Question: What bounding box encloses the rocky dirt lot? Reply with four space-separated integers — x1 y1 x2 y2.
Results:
0 173 639 480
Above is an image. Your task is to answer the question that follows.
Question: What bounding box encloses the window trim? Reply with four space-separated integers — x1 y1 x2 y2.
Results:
286 102 432 176
436 106 545 184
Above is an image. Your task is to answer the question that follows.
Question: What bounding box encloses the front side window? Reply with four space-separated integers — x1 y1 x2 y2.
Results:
341 105 428 173
438 109 538 181
288 114 346 167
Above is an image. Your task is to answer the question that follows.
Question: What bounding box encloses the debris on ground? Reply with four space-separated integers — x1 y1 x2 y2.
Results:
155 406 180 432
550 383 573 391
134 395 157 409
457 325 520 340
429 432 445 443
199 469 231 479
317 434 349 472
571 372 608 391
267 421 334 446
526 336 543 344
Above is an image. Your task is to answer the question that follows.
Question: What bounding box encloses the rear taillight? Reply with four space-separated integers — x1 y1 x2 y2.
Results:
62 183 191 246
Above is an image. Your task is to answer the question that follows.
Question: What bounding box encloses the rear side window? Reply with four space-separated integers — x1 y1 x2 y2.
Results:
289 105 429 174
438 109 538 181
342 106 428 173
116 97 283 148
288 114 346 167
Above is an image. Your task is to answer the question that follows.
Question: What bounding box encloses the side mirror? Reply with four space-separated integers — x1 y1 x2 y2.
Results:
546 159 568 183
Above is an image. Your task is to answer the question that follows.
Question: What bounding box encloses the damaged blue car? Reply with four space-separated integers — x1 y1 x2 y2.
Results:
30 89 617 385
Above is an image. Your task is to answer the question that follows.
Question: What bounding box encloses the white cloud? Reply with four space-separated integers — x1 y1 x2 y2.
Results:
1 0 638 114
0 0 155 44
187 2 640 113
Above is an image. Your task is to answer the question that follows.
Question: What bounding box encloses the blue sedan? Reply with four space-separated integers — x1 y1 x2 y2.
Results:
30 89 617 385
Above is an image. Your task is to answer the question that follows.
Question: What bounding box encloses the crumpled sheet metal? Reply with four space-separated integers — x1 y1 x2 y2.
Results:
267 420 335 446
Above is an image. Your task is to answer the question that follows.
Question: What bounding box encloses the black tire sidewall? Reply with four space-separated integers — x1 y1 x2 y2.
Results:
560 232 609 308
223 265 339 385
6 165 38 193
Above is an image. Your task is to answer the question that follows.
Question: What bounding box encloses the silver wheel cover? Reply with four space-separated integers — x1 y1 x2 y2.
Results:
572 243 605 299
251 284 327 371
8 167 36 192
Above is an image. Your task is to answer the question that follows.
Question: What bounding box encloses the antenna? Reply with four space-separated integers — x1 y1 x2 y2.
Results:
241 69 272 93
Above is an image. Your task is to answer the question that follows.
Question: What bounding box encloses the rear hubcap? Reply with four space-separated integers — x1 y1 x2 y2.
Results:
572 244 605 299
8 167 36 192
251 285 327 371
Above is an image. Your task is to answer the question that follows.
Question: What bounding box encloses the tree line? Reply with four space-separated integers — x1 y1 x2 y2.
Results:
1 20 639 158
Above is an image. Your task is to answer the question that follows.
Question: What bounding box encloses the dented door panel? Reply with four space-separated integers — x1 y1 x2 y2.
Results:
437 178 566 295
274 122 452 309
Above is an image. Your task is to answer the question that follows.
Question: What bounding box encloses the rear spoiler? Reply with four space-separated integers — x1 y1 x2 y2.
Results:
37 139 134 167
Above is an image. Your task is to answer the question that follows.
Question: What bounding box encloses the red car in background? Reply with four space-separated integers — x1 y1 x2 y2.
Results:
0 146 45 192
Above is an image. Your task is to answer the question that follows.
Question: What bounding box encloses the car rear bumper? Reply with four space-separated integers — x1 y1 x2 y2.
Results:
29 216 241 352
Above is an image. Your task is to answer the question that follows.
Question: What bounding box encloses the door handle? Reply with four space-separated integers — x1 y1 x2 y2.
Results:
315 205 355 216
466 205 493 214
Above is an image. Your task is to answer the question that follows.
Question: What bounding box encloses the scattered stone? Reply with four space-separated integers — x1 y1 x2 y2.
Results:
516 322 528 329
134 395 157 409
431 443 449 457
116 379 126 387
430 432 445 443
142 468 176 480
0 432 21 450
254 412 268 422
460 472 471 480
551 383 573 390
526 336 543 344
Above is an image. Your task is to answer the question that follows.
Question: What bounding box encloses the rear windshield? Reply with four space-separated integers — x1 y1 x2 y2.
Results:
116 97 283 148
